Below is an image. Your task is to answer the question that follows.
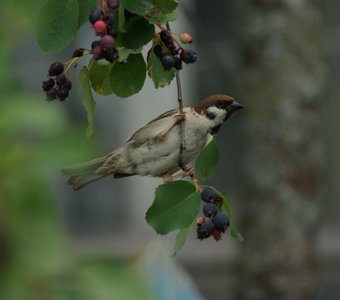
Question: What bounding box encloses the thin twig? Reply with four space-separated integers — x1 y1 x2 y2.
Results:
166 22 186 171
175 71 186 171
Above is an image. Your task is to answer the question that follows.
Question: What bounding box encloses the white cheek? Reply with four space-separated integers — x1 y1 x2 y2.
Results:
206 107 226 124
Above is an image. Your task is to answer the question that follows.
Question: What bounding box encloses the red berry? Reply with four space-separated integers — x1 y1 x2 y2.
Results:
100 35 116 49
212 229 222 241
196 216 205 226
93 20 107 35
180 33 193 44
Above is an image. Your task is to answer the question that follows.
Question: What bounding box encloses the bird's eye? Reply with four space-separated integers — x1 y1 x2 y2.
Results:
215 100 229 109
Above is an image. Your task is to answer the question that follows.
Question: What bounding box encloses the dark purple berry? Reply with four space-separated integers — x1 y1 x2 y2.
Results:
89 10 103 25
160 30 173 46
46 87 57 101
100 35 115 49
63 78 72 91
201 188 222 203
56 74 66 86
174 56 182 70
212 213 230 232
48 62 64 76
91 40 100 49
197 221 215 240
72 48 84 57
56 87 69 101
181 49 198 64
104 49 118 63
103 13 116 25
160 54 176 70
42 78 55 91
107 26 117 38
92 45 104 60
153 44 163 58
107 0 119 10
203 203 218 218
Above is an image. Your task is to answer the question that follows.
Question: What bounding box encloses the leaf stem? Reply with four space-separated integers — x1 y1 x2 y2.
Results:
63 51 91 75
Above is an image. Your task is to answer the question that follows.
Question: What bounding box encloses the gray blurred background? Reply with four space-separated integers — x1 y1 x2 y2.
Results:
2 0 340 299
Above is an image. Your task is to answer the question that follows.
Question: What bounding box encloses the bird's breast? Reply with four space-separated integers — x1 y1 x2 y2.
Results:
126 110 211 177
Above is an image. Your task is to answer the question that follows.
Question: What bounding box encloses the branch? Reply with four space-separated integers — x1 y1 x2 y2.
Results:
166 22 186 171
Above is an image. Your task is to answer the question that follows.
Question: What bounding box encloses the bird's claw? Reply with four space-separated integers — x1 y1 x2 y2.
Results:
181 166 194 178
175 112 186 122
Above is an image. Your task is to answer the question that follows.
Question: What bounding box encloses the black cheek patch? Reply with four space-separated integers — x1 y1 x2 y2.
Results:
206 111 216 120
211 125 221 135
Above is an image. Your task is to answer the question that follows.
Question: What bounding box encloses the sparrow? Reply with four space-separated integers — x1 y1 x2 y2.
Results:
62 94 243 190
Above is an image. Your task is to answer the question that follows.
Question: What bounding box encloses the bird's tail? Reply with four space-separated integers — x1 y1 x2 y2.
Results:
61 156 108 190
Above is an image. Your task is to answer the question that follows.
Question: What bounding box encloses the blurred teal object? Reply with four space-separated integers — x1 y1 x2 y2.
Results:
134 241 205 300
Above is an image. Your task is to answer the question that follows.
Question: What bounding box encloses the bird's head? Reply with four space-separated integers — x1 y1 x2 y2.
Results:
195 94 243 134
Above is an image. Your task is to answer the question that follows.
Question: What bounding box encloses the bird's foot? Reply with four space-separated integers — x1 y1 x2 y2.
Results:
162 174 174 183
181 166 194 178
191 176 201 192
173 166 194 179
175 112 186 122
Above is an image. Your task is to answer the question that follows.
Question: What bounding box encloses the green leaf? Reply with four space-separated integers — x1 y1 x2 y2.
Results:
229 225 244 242
120 16 155 49
173 220 196 256
89 59 114 95
78 0 98 26
109 53 146 98
147 45 176 88
195 139 219 181
79 67 96 137
148 11 177 24
118 3 126 31
147 0 178 23
151 0 178 13
36 0 79 52
220 192 244 242
146 181 201 235
117 47 142 62
121 0 154 15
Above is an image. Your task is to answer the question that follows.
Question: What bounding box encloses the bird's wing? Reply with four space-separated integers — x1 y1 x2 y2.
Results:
126 108 180 146
96 107 185 175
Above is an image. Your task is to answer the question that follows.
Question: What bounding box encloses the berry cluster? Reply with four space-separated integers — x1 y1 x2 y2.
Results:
89 0 119 63
197 188 230 241
42 62 72 101
154 30 198 71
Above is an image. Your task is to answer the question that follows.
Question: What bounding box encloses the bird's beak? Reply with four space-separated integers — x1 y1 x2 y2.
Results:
224 100 243 120
230 100 243 111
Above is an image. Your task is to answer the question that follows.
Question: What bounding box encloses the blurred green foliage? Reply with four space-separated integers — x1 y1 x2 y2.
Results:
0 2 150 299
